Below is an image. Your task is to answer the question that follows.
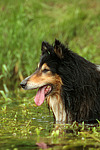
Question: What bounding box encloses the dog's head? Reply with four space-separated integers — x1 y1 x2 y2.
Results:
20 39 68 106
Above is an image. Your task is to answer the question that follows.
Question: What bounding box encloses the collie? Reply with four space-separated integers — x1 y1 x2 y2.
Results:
20 39 100 123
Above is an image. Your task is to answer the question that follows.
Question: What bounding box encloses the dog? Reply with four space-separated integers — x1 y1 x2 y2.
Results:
20 39 100 123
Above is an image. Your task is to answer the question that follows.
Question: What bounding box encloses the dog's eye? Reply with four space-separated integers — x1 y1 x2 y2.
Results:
42 69 49 73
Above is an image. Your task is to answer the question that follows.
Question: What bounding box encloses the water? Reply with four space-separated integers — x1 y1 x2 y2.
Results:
0 92 100 150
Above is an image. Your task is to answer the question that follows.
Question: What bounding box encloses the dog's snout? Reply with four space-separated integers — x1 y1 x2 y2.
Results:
20 80 27 89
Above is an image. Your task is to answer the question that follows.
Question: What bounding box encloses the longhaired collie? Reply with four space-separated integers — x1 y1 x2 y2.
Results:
20 40 100 123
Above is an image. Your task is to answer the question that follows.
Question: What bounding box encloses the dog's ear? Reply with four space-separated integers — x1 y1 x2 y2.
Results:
41 41 48 53
41 41 52 55
54 39 66 59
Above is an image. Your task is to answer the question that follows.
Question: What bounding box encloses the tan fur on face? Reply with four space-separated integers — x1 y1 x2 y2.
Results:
27 63 67 122
27 63 62 91
41 63 50 71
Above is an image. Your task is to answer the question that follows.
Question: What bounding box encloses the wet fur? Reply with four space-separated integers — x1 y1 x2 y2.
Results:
20 40 100 123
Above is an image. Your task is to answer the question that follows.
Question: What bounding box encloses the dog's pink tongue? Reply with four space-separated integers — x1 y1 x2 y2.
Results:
34 87 45 106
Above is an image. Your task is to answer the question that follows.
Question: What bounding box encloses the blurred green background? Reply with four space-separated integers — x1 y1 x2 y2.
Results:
0 0 100 93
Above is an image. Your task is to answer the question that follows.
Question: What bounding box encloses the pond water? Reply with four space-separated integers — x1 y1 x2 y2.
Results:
0 91 100 150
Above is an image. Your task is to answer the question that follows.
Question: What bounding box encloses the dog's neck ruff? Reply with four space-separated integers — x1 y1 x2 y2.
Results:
47 94 67 122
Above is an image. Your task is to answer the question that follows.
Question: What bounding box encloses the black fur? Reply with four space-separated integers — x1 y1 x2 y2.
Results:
40 39 100 123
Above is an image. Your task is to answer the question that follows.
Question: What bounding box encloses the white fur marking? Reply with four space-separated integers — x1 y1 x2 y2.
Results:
96 65 100 71
47 95 66 122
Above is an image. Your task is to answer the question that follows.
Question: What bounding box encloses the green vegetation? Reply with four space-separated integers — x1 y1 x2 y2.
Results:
0 97 100 149
0 0 100 91
0 0 100 149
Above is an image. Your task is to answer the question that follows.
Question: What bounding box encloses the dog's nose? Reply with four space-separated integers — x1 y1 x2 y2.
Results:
20 80 27 89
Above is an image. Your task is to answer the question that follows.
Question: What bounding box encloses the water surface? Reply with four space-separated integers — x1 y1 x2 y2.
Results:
0 92 100 150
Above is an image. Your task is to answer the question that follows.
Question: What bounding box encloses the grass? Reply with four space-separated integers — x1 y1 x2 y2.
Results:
0 1 100 149
0 0 100 92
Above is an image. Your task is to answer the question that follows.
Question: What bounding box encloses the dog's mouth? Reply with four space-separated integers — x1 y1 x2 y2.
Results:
34 84 53 106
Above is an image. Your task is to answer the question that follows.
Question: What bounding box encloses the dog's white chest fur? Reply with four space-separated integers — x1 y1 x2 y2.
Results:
47 94 67 122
